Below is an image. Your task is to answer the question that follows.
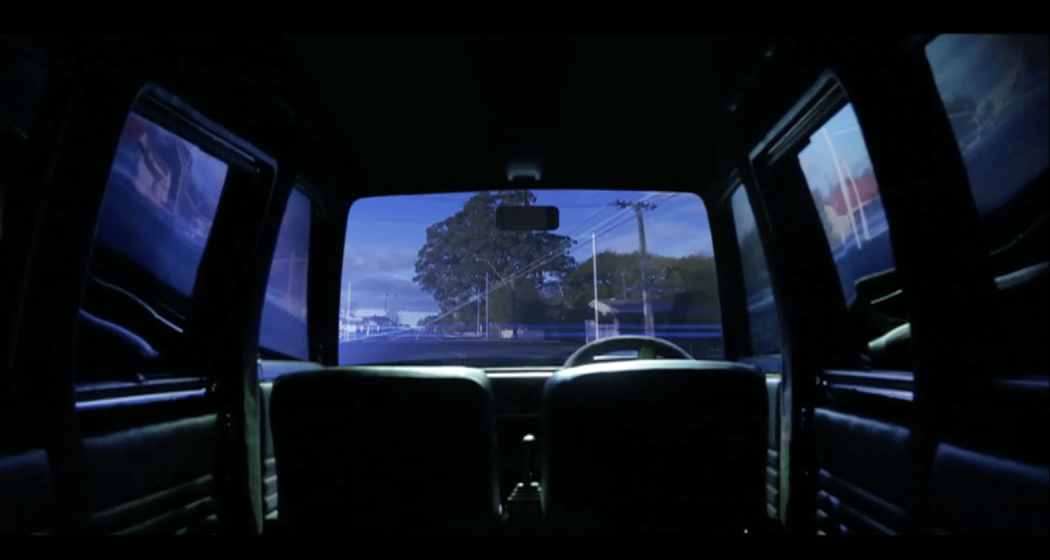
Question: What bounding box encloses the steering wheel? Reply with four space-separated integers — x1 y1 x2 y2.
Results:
562 335 693 369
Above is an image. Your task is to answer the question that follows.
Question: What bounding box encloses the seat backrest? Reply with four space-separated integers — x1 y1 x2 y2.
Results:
270 366 501 534
540 359 767 533
257 360 322 523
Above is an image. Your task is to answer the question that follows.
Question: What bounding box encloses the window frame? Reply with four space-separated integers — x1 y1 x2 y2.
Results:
74 84 277 398
749 75 873 372
86 94 260 324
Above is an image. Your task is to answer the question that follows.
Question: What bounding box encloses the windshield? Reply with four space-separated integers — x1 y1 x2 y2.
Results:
338 189 721 367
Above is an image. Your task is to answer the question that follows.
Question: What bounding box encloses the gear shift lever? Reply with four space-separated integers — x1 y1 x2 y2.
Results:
507 433 541 523
521 434 535 484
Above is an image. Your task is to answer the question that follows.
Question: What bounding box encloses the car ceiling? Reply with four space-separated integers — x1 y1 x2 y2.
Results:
285 35 784 190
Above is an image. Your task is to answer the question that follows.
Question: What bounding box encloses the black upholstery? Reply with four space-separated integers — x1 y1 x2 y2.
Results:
0 448 51 534
257 360 321 523
931 443 1048 535
812 408 915 535
540 359 768 533
80 412 218 534
270 366 501 534
868 261 1049 373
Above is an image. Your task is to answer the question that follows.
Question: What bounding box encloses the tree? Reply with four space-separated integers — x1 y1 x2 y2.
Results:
558 250 721 326
413 190 577 338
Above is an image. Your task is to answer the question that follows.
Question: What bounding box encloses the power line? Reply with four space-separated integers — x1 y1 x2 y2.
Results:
423 195 675 326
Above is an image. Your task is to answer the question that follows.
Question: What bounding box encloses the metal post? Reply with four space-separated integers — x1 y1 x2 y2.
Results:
592 232 599 341
485 272 490 339
822 126 862 249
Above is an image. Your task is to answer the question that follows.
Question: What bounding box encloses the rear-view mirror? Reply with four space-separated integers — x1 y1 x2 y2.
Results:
495 205 559 231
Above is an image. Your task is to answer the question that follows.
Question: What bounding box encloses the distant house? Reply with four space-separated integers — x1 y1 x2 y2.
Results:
362 315 393 327
824 172 880 217
819 171 885 246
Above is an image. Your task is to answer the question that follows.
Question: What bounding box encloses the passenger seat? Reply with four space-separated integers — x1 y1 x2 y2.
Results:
540 359 768 533
269 366 501 534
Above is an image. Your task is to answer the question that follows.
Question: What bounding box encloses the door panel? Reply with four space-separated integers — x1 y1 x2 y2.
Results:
77 393 218 534
812 407 915 535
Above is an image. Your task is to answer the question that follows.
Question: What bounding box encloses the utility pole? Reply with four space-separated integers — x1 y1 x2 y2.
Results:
616 199 657 336
592 232 599 341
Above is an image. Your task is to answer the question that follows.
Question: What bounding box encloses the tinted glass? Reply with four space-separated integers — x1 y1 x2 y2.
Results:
731 186 780 355
798 103 895 305
925 34 1049 215
259 188 311 360
94 112 229 296
339 190 722 366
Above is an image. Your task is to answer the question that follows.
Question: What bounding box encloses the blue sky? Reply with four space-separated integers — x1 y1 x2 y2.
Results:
341 189 712 325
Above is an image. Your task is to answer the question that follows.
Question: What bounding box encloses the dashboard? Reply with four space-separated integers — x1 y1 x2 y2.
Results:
485 367 556 417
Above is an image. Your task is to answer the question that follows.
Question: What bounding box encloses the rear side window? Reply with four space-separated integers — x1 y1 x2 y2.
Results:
77 109 231 384
258 188 311 360
94 111 229 297
798 102 895 306
924 34 1049 217
731 186 780 355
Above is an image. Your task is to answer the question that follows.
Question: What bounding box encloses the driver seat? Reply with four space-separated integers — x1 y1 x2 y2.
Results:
540 359 768 533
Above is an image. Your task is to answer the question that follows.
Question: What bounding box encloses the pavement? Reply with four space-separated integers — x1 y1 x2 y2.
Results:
338 329 582 365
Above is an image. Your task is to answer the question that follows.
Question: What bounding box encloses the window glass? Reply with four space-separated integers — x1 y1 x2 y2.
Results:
259 188 311 360
94 111 229 297
339 190 723 366
798 102 896 305
925 34 1049 216
731 186 780 355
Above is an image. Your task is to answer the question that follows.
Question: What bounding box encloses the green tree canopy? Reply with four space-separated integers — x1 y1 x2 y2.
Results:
413 190 577 332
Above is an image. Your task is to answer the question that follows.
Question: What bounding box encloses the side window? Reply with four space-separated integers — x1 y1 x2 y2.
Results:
93 111 229 297
796 102 910 369
798 103 896 306
924 34 1049 219
258 187 311 361
731 186 780 355
76 110 231 384
926 34 1049 375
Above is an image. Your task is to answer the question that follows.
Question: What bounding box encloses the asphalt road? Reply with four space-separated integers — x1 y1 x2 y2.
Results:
338 329 583 365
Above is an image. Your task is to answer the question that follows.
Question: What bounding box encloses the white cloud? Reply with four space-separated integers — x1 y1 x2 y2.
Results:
341 246 418 275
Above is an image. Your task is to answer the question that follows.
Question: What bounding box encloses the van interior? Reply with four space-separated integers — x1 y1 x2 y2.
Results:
1 34 1046 535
